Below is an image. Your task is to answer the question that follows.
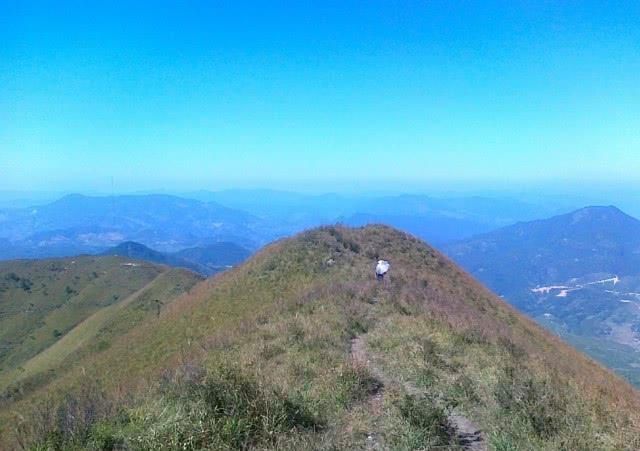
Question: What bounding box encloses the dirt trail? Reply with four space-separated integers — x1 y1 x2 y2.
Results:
350 335 385 450
350 333 486 451
448 414 486 450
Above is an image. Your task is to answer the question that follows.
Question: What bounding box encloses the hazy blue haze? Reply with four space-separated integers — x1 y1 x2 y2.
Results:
2 1 639 191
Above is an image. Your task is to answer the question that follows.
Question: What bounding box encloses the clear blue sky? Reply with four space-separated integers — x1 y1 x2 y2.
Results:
2 1 639 192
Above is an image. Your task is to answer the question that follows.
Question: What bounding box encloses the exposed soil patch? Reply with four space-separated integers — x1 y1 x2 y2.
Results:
448 413 486 451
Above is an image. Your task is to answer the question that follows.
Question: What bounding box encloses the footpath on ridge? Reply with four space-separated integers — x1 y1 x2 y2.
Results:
348 291 487 451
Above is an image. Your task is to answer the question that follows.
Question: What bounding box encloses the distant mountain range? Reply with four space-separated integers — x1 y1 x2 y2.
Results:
345 212 490 245
102 241 251 276
0 191 567 261
188 189 566 245
0 194 261 259
445 206 640 385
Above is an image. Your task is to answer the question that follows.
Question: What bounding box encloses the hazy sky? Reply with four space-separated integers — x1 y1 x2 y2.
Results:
2 1 639 192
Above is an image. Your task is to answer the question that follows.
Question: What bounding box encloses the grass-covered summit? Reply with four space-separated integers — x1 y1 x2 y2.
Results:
2 225 639 450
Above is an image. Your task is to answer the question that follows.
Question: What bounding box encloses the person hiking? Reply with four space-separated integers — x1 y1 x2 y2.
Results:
375 260 390 281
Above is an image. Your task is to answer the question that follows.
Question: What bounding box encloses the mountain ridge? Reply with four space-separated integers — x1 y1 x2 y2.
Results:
2 225 639 449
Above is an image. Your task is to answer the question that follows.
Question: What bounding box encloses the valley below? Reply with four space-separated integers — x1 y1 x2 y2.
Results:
446 205 640 388
528 274 640 386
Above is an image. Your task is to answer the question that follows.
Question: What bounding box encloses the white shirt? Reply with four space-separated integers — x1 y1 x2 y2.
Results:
376 260 390 275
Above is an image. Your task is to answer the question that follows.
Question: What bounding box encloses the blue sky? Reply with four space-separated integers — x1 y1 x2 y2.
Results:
2 1 639 192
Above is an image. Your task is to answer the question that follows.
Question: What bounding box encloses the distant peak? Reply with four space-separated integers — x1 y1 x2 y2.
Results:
57 193 87 201
115 241 149 249
575 205 622 213
102 241 158 256
570 205 631 222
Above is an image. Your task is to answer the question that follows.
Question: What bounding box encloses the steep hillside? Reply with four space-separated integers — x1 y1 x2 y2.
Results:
2 226 639 450
444 206 640 385
0 256 202 400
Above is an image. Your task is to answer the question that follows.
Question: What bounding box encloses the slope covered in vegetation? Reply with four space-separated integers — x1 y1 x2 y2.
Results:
2 226 639 449
0 256 202 404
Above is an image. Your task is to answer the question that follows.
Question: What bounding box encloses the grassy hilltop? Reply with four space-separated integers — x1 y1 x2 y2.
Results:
2 226 640 450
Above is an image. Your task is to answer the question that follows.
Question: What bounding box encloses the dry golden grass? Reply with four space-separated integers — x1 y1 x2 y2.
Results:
3 225 640 449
